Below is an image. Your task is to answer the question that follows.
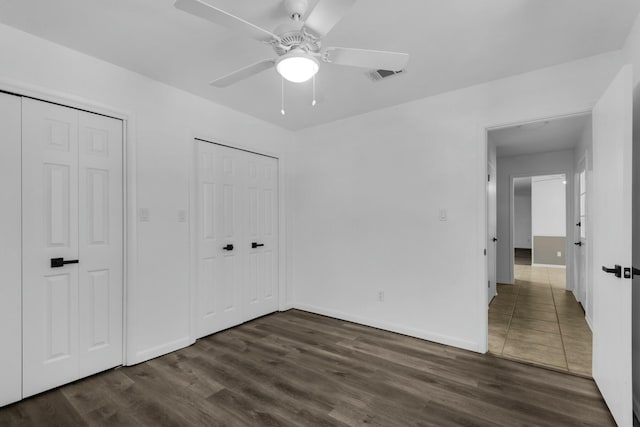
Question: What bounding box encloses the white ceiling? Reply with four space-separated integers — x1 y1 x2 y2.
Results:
490 114 591 158
0 0 637 130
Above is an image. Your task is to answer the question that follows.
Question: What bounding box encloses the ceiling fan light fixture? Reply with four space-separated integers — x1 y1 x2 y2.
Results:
276 51 319 83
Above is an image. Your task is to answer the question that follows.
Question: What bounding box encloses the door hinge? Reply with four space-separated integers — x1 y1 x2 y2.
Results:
484 249 487 256
488 174 491 182
488 280 490 288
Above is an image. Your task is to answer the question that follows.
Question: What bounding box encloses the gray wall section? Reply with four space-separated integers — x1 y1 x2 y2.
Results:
533 236 566 265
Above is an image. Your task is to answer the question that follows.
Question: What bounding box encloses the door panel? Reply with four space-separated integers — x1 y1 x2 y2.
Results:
592 65 633 427
0 93 22 407
244 154 279 319
22 98 80 397
196 142 243 337
22 99 123 397
78 111 123 378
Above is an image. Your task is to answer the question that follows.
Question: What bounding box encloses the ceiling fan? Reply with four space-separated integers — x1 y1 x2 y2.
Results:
174 0 410 87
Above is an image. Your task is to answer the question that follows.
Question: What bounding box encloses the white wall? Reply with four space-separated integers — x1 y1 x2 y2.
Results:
290 52 623 352
0 23 295 365
531 175 567 237
513 183 532 249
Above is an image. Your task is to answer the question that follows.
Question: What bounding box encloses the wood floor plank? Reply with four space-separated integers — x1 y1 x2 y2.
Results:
0 310 616 426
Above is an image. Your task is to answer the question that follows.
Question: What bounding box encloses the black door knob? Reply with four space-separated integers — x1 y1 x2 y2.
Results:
574 242 582 246
252 242 265 249
222 244 234 251
492 237 498 242
602 265 622 278
50 258 79 268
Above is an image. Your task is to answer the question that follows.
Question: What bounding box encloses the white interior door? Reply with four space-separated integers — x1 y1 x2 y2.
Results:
0 93 22 406
574 164 587 306
78 111 123 378
487 161 497 301
22 98 123 398
196 141 243 337
591 65 633 427
244 153 279 320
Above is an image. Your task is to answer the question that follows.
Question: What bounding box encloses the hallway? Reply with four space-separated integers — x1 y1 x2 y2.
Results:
489 265 592 376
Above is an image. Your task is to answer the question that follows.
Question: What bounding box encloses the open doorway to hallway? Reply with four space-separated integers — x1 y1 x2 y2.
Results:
486 114 593 376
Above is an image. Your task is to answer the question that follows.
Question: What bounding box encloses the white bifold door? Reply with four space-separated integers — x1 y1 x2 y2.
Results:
196 140 278 338
22 98 123 397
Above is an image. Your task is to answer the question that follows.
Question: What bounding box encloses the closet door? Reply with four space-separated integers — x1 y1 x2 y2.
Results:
78 111 123 378
22 99 80 397
22 99 123 397
244 153 279 320
0 93 22 407
196 141 243 337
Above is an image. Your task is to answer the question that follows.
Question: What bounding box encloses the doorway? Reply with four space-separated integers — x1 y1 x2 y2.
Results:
486 115 593 376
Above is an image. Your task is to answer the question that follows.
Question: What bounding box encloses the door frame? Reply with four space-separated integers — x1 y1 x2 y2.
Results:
187 133 288 344
0 79 134 365
478 107 591 353
509 171 572 279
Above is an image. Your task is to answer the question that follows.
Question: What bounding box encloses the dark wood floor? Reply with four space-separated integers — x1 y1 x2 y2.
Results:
0 310 615 426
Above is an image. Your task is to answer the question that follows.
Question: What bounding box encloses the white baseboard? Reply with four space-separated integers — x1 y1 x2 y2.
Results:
128 336 194 365
532 263 566 269
584 314 594 332
292 303 481 353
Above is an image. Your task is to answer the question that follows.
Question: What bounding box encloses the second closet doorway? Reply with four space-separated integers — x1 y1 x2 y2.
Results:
195 139 279 338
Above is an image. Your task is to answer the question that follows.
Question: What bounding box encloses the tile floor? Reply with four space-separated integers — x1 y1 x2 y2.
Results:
489 264 592 376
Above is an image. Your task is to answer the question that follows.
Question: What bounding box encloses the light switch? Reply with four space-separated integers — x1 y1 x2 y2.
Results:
139 208 150 222
439 209 448 221
178 210 187 223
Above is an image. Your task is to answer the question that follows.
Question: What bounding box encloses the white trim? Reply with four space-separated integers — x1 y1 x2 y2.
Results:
294 304 481 353
187 131 287 344
0 77 135 367
585 313 594 332
131 336 193 365
532 263 567 268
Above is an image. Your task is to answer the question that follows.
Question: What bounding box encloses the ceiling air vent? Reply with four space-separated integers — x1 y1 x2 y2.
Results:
366 68 406 82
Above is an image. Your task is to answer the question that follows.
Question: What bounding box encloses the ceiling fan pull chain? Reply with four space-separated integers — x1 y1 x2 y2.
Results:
281 76 286 116
312 74 317 107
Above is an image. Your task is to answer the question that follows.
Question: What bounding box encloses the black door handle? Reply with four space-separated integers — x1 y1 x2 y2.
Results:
602 265 622 278
51 258 79 268
492 237 497 242
574 242 582 246
576 222 581 227
252 242 265 249
222 244 234 251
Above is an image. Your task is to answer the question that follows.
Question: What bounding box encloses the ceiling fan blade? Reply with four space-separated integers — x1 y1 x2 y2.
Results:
175 0 280 43
210 59 276 87
303 0 356 38
323 47 409 71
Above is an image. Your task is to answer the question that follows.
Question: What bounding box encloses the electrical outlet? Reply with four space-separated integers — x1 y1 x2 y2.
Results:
178 209 187 223
557 251 562 257
378 291 384 302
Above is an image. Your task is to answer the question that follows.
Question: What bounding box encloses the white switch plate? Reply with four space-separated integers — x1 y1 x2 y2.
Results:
138 208 150 222
439 209 448 221
557 251 562 257
178 210 187 223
